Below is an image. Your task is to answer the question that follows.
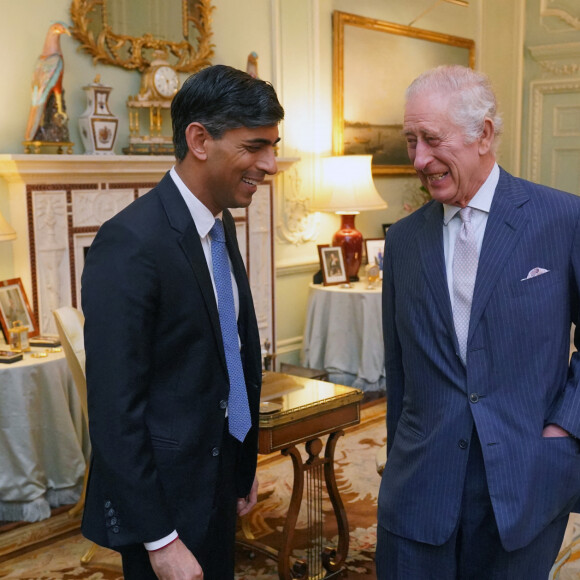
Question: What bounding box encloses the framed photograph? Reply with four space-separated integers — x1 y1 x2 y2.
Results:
382 223 392 237
365 238 385 278
332 11 475 175
0 278 39 341
318 245 348 286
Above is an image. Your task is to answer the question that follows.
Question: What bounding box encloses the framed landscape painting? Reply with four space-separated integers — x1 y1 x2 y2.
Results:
332 11 475 175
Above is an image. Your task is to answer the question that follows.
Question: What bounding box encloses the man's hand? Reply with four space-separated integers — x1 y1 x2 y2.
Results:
237 476 259 517
149 538 203 580
542 423 570 438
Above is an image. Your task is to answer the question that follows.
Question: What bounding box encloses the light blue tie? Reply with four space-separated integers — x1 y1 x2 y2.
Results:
210 218 251 442
452 207 479 364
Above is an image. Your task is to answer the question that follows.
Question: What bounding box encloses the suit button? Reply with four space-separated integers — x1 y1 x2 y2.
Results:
469 393 479 403
104 500 111 509
212 447 220 457
458 439 468 449
107 508 115 517
112 526 120 534
110 517 117 526
219 399 227 410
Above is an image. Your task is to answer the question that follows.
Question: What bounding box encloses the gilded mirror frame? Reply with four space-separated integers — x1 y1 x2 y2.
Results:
70 0 215 72
333 11 475 175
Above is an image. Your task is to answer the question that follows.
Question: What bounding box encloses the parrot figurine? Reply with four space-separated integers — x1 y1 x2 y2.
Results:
246 51 259 79
24 22 71 143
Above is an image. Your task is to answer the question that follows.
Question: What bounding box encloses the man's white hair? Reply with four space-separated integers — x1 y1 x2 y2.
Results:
406 65 503 151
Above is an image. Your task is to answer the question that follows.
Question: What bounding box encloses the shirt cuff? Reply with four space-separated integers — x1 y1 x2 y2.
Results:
144 530 179 552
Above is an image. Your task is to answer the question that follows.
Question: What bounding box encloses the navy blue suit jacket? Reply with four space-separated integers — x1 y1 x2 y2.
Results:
379 167 580 551
80 172 262 551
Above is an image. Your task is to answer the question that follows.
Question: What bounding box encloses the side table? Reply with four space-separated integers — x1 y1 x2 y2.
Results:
239 371 363 579
302 281 385 392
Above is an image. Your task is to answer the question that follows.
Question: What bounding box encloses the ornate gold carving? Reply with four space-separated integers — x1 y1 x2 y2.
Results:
70 0 215 72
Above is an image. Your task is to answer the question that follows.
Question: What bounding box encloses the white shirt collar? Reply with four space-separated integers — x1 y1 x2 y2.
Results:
169 166 222 238
443 163 499 225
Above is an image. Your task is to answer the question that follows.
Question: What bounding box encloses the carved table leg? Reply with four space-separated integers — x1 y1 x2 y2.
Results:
279 445 307 580
238 430 350 579
322 430 348 574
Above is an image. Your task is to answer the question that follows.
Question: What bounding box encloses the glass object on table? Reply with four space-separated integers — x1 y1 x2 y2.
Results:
365 263 381 289
9 320 30 352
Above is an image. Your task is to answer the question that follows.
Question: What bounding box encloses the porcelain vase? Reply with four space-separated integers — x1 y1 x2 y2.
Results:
78 79 119 155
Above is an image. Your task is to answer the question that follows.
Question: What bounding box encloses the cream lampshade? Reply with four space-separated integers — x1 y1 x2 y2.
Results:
311 155 387 281
0 210 17 242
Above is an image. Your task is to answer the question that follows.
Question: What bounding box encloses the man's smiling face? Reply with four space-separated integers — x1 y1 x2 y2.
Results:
202 125 280 215
403 91 493 208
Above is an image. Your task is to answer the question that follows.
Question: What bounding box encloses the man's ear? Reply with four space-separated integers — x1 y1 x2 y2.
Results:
478 118 495 156
185 122 209 160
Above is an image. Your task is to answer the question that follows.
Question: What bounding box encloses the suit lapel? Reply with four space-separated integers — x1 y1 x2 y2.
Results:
417 201 457 343
468 169 530 341
156 173 227 370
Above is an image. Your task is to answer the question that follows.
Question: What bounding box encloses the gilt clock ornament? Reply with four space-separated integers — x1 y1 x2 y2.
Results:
78 76 119 155
124 50 180 155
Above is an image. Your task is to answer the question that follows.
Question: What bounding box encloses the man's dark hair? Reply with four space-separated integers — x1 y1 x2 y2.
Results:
171 64 285 161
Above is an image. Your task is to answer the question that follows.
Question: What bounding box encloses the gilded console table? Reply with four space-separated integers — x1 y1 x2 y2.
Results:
239 371 363 580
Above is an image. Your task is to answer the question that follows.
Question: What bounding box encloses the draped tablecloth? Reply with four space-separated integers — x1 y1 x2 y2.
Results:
302 281 385 392
0 349 90 522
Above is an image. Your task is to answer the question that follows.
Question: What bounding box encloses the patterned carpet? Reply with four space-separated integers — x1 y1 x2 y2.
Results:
0 402 386 579
1 399 579 579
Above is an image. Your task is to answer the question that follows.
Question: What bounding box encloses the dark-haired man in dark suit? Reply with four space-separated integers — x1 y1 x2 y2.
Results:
81 65 284 580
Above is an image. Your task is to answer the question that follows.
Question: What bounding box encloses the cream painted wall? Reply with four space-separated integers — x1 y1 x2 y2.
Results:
521 0 580 187
0 0 525 364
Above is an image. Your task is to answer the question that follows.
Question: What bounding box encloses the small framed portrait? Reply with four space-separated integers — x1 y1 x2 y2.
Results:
0 278 39 341
318 245 348 286
382 223 392 237
365 238 385 279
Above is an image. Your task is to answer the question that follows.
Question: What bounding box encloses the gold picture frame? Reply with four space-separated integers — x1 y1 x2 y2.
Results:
0 278 40 341
332 11 475 175
318 245 348 286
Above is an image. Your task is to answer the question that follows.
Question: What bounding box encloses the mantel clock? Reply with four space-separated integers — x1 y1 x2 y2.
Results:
125 52 179 155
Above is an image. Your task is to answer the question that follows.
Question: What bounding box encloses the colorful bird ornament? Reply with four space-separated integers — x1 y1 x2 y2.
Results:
24 22 71 143
246 51 259 79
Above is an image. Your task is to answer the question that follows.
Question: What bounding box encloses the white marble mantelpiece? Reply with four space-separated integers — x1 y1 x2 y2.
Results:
0 154 298 347
0 154 298 184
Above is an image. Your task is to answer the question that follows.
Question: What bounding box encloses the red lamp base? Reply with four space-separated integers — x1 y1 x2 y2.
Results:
332 214 362 281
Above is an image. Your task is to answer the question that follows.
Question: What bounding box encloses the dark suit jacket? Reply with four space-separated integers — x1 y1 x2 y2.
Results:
80 172 262 551
379 167 580 552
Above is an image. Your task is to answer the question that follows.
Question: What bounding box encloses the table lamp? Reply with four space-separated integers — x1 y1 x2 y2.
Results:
0 209 17 242
311 155 387 281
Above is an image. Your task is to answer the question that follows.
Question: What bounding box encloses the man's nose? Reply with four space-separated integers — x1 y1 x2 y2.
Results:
413 141 431 171
257 147 278 175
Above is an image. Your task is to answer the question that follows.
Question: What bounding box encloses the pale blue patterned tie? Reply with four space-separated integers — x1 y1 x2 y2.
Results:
210 218 251 442
452 207 479 364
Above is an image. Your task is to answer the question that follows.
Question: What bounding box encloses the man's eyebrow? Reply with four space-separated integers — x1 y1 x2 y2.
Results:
244 137 281 145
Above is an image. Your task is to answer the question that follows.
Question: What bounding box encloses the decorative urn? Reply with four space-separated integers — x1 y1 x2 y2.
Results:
78 76 119 154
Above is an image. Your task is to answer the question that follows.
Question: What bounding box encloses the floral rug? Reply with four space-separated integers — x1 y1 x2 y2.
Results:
0 403 386 579
2 400 578 580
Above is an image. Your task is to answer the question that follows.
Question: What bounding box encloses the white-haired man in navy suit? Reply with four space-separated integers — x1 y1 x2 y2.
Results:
376 65 580 579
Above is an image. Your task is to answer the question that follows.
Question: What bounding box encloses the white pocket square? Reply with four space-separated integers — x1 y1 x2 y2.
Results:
521 267 549 281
